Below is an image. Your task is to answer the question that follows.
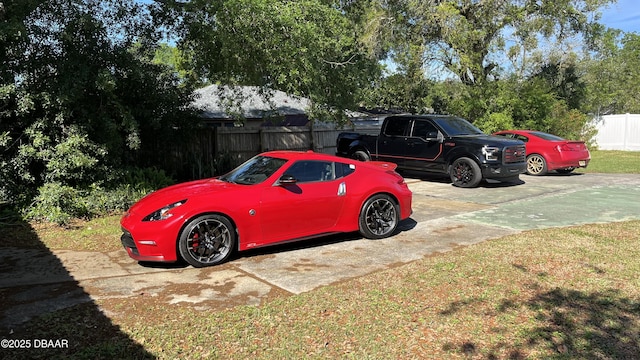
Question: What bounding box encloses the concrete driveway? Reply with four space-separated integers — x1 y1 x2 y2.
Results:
2 173 640 331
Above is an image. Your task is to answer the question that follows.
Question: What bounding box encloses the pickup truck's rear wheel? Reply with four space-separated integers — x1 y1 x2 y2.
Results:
450 157 482 188
351 150 370 161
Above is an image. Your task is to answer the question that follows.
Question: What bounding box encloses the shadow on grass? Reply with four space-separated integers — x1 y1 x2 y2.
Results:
523 288 640 358
0 208 154 359
441 287 640 358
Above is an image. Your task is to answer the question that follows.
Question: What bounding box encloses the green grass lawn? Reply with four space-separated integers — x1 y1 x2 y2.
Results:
577 150 640 174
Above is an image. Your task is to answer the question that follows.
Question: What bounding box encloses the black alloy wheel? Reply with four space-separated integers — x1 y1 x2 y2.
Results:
359 194 399 239
178 214 236 267
450 157 482 188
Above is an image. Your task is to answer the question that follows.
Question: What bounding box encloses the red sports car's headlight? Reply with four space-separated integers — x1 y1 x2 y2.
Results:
142 199 188 222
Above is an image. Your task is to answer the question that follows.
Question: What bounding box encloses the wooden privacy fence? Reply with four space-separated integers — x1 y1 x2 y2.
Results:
161 124 380 180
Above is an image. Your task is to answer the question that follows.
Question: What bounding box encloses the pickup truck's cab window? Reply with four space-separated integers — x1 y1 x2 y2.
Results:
383 117 410 136
411 119 439 139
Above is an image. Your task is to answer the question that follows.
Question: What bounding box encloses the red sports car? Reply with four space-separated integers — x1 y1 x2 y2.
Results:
120 151 413 267
493 130 591 175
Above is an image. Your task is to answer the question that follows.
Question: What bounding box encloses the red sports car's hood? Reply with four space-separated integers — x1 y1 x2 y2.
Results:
128 178 236 216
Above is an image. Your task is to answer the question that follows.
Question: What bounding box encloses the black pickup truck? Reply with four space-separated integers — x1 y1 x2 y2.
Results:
336 114 527 188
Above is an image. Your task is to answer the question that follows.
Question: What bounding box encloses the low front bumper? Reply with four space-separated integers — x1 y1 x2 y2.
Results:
481 162 527 179
120 227 178 263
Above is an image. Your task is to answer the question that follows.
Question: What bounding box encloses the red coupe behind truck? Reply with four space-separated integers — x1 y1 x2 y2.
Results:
493 130 591 175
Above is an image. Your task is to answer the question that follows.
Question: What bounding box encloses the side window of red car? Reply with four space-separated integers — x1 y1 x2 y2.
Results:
335 162 355 179
285 161 335 183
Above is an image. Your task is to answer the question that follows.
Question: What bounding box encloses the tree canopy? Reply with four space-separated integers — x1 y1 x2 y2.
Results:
368 0 615 85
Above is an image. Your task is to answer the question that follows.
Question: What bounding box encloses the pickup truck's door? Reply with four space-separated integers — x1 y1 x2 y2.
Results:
376 116 411 167
403 119 446 172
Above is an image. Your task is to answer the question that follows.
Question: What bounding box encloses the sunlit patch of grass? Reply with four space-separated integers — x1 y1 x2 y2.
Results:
3 215 123 251
577 150 640 174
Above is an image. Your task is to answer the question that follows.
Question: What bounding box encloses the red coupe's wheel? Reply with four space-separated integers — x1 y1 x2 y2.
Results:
359 194 399 239
526 154 547 176
178 215 236 267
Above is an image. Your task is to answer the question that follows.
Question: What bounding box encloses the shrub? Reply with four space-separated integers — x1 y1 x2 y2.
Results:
24 167 175 225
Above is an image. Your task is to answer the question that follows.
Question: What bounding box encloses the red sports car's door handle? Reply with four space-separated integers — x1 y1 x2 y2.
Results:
337 182 346 196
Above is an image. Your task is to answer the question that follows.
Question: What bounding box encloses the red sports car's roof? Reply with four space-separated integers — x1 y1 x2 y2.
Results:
262 150 340 161
262 150 398 172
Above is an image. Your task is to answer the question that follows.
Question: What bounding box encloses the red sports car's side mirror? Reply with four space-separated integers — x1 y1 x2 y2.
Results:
278 174 298 185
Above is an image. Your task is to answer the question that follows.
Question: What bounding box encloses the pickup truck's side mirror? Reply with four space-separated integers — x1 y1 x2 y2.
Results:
424 131 442 142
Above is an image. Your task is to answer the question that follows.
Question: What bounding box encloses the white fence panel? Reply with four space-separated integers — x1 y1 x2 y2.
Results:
592 114 640 151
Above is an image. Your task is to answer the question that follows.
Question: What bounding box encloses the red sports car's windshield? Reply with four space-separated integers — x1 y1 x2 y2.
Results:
219 155 288 185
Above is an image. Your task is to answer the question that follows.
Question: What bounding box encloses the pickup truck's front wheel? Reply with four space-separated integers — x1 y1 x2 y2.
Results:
351 150 370 162
450 157 482 188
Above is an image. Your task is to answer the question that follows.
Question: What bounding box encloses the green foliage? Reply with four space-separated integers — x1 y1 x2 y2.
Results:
582 32 640 114
24 183 87 225
421 72 591 140
24 167 174 225
1 0 197 223
475 112 515 134
120 166 175 191
367 0 615 86
188 151 238 180
360 64 434 114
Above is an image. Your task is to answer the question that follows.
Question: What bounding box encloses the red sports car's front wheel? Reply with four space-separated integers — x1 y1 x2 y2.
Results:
526 154 548 176
178 214 236 267
359 194 399 239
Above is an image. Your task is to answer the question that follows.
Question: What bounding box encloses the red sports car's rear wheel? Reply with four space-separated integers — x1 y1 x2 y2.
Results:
178 214 236 267
359 194 399 239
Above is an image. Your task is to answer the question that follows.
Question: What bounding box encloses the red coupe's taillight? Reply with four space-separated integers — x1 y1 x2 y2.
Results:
557 142 584 152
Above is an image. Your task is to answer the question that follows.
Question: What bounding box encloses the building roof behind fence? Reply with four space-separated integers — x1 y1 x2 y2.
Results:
192 84 310 119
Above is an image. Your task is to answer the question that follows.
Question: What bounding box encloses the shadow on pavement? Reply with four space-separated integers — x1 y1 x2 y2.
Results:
401 170 526 188
0 208 155 359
